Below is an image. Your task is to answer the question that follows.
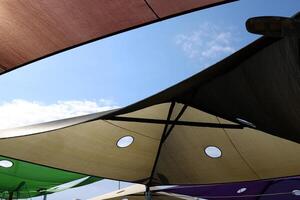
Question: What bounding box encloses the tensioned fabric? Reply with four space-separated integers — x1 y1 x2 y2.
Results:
90 177 300 200
0 0 233 73
0 156 100 199
155 178 300 199
0 36 299 185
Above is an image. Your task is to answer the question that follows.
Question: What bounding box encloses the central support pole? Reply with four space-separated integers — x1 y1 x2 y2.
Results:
145 187 152 200
8 192 13 200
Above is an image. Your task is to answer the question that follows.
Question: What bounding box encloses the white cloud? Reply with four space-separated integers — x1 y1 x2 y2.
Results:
175 23 237 62
0 99 119 129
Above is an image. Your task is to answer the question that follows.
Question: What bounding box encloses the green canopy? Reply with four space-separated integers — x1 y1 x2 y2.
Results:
0 156 100 199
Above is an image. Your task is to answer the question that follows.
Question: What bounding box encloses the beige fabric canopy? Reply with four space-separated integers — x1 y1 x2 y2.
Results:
0 0 233 73
0 102 298 184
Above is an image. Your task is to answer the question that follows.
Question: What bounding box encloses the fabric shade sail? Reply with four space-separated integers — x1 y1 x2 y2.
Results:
0 34 299 187
0 155 100 199
90 178 300 200
155 179 300 200
0 0 234 74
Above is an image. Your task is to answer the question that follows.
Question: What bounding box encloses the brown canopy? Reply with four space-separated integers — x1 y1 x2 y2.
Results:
0 0 234 74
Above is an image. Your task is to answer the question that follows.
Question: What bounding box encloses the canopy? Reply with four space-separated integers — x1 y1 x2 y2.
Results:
0 0 234 74
0 33 299 189
0 2 300 198
90 178 300 200
0 1 240 198
0 156 100 199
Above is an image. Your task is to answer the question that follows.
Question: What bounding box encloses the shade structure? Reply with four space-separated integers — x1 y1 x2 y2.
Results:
155 178 300 200
90 177 300 200
0 0 234 74
0 155 100 199
0 29 299 193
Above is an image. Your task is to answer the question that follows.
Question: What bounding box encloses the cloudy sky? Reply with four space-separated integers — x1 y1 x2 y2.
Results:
0 0 299 199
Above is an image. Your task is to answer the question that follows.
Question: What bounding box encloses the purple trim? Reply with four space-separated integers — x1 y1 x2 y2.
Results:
156 176 300 199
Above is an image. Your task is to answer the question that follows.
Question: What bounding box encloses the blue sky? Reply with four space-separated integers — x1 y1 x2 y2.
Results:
0 0 299 199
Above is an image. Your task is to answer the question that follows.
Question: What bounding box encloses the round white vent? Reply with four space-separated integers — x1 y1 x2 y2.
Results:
204 146 222 158
0 160 13 168
117 136 134 148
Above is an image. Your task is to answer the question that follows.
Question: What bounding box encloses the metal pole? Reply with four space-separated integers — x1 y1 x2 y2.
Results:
145 187 152 200
8 192 13 200
43 194 47 200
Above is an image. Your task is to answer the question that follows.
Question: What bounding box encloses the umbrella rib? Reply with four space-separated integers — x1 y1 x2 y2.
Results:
162 104 188 143
105 116 243 130
147 102 176 187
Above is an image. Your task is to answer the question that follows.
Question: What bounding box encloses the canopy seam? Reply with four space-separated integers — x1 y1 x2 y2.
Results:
103 120 160 141
143 0 160 19
216 117 261 179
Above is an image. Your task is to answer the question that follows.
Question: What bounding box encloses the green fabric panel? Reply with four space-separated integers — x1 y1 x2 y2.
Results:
0 156 101 198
